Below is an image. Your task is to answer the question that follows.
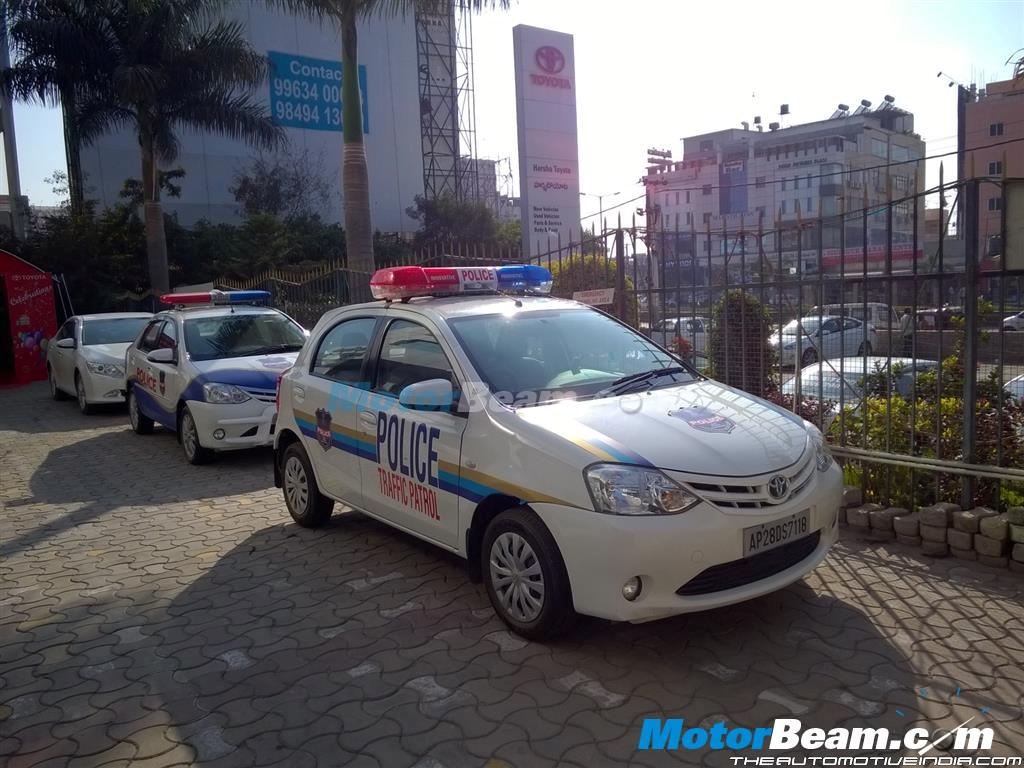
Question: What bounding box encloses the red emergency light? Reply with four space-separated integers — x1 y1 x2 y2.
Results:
159 289 270 306
369 265 552 300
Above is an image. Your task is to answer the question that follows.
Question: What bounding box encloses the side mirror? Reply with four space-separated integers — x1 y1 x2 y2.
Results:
399 378 454 411
56 337 76 349
147 347 176 364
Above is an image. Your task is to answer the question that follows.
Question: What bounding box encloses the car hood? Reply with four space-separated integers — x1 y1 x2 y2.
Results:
191 353 298 389
514 379 809 477
82 343 132 364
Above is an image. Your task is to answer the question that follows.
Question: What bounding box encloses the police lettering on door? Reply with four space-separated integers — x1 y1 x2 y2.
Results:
377 412 440 520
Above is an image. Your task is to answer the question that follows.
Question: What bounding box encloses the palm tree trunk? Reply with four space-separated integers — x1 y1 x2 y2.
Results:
60 90 84 216
141 137 170 295
340 8 374 286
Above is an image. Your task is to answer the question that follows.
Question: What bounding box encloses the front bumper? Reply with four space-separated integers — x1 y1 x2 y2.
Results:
532 464 842 622
186 399 277 451
81 371 128 404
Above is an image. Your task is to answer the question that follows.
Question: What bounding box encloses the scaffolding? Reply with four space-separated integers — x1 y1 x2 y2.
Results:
415 1 478 203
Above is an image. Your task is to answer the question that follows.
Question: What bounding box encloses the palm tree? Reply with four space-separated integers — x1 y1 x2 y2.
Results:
270 0 509 277
6 0 283 294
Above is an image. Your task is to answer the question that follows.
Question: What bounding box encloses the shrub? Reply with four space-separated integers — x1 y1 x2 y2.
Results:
708 289 775 398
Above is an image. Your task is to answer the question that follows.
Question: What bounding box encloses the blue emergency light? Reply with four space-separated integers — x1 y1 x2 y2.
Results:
160 289 271 306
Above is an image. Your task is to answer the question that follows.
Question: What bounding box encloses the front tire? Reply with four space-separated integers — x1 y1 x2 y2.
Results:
858 341 873 356
482 507 576 640
180 406 214 465
281 442 333 527
75 372 94 415
801 348 818 367
48 366 68 401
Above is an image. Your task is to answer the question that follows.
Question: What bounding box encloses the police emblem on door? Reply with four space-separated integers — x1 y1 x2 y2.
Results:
315 408 332 451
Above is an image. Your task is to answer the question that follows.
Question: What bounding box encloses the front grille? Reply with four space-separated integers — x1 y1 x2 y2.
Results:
685 452 815 509
242 386 276 403
676 531 821 596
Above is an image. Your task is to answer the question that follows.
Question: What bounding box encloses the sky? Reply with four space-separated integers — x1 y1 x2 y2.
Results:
6 0 1024 217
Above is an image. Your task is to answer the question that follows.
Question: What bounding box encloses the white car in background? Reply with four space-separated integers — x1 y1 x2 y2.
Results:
648 316 709 355
1006 375 1024 402
770 316 877 368
47 312 153 414
1004 311 1024 331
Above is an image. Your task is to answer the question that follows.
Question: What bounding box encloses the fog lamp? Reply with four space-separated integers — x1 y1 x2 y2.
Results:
213 429 226 440
622 576 643 601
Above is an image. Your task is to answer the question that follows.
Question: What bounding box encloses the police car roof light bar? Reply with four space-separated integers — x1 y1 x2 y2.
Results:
369 265 553 301
159 289 271 306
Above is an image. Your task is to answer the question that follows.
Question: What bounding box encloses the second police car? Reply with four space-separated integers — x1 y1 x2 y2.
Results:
273 266 842 639
126 290 307 464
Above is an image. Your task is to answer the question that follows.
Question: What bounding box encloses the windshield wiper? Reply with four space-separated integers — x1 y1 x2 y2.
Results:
594 366 690 398
245 343 304 356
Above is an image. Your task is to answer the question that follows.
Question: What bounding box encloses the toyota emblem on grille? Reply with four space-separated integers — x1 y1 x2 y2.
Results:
768 475 789 500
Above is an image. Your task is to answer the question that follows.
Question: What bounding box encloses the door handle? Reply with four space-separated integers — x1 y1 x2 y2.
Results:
359 410 377 427
293 386 304 398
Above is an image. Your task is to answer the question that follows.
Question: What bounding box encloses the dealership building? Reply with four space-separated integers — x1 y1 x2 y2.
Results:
78 2 493 232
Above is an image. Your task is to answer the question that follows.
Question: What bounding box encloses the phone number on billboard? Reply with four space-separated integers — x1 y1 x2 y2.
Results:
273 98 343 128
272 78 342 102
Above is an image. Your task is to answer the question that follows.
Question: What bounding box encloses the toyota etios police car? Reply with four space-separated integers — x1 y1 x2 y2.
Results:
273 266 841 639
126 290 307 464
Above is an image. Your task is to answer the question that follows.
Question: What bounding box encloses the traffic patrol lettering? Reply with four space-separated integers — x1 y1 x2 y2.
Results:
376 412 441 521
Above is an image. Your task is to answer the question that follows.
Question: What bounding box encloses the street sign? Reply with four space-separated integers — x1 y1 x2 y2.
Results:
573 288 615 306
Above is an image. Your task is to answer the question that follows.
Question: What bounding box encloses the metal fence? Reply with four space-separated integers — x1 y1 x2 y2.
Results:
238 178 1024 511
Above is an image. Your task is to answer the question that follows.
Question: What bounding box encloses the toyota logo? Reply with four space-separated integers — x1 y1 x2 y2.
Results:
535 46 565 74
768 475 789 500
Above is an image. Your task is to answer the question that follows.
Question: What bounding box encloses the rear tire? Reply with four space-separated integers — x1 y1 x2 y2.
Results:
858 341 872 356
801 348 818 366
128 386 154 434
481 507 577 640
281 442 334 527
48 366 68 401
180 406 214 465
75 372 94 415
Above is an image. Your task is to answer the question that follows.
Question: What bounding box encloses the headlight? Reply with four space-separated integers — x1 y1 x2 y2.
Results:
804 421 833 471
584 463 699 516
86 361 124 378
202 383 251 404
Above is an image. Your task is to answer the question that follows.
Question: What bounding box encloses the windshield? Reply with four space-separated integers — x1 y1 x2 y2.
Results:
781 318 821 335
82 317 151 345
183 313 306 362
447 307 695 404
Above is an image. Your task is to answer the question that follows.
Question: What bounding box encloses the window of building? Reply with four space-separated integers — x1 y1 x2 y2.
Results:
780 200 787 215
988 197 1002 211
755 176 766 188
686 212 693 226
674 212 679 228
702 184 712 196
871 138 887 159
675 192 680 205
891 145 909 162
664 193 669 206
702 212 712 224
893 175 909 192
685 190 691 204
990 123 1004 137
806 174 813 188
847 170 861 188
700 139 714 152
989 160 1003 175
794 177 800 190
755 206 766 218
781 178 788 191
806 198 813 214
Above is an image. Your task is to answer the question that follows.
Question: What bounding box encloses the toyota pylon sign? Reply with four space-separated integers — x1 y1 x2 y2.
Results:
513 24 581 258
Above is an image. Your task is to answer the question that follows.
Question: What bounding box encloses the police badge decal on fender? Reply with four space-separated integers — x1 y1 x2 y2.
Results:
315 408 333 451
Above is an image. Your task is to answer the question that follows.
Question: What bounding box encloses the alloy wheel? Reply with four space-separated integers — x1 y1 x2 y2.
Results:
284 455 309 514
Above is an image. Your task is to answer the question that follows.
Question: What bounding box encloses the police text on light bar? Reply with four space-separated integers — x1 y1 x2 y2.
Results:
369 265 553 300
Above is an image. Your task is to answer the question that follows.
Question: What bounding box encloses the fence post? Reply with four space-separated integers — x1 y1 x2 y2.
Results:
961 179 980 508
615 226 626 322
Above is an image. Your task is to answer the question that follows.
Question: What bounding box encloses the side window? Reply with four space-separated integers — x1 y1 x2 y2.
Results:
842 317 861 331
157 319 178 350
312 317 375 383
57 319 75 341
375 319 454 397
138 320 165 353
820 319 840 335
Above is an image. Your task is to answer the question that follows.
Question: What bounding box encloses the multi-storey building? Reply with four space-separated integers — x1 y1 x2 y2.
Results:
644 100 926 278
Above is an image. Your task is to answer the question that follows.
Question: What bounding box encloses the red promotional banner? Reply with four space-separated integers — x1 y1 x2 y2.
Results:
6 271 57 384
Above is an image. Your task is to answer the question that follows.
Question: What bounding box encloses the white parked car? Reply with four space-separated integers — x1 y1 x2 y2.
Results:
1006 374 1024 402
47 312 153 414
125 291 306 464
770 316 877 368
648 316 709 355
274 265 841 639
812 302 898 330
1003 311 1024 331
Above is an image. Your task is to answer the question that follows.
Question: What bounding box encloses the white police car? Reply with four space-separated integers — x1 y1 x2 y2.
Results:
126 290 306 464
273 266 841 639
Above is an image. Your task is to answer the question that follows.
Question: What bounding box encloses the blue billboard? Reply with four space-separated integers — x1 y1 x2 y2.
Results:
268 51 368 133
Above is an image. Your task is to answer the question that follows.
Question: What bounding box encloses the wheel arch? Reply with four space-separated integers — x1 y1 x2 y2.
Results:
465 493 527 582
274 428 302 488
